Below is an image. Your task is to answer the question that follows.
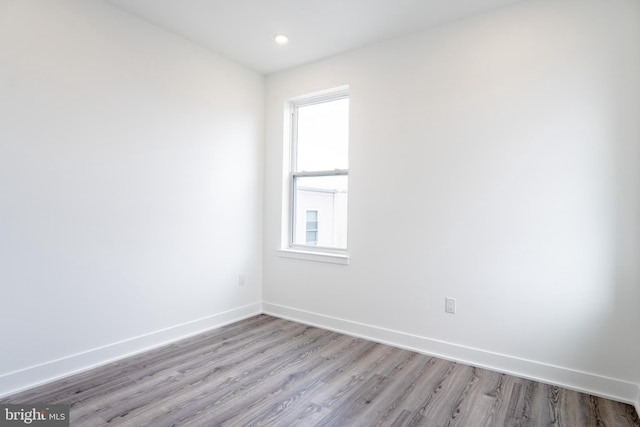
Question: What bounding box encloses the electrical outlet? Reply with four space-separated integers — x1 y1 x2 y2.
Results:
238 274 246 286
445 297 456 314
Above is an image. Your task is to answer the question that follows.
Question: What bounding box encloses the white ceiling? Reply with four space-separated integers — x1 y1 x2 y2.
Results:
106 0 528 75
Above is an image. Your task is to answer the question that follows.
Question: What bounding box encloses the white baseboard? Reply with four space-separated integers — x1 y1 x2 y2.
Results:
263 302 639 408
3 300 637 415
0 303 261 398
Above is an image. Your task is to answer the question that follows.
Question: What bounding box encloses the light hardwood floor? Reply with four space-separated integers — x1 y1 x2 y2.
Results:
3 315 639 426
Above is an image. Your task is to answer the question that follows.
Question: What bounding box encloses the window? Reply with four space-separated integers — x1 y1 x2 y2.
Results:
289 89 349 253
305 210 318 246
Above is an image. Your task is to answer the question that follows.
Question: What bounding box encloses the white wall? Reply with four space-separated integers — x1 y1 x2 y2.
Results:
264 0 640 405
0 0 263 395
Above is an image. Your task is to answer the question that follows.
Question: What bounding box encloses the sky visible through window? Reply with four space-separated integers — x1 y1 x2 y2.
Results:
296 98 349 173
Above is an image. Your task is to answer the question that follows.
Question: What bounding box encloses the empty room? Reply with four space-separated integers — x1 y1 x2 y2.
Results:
1 0 639 425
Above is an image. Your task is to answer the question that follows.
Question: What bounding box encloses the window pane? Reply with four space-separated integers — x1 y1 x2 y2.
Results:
306 209 318 244
305 231 318 246
296 98 349 172
293 175 348 249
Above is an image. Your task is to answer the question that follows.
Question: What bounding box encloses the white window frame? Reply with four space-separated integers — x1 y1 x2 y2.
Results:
279 87 350 264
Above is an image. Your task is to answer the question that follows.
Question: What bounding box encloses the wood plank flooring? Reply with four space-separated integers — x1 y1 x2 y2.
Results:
2 315 639 426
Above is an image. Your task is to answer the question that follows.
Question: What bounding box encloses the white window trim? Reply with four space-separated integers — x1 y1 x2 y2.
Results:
280 86 350 264
278 248 350 265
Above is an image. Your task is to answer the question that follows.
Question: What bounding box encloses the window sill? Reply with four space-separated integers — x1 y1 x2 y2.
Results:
278 248 350 265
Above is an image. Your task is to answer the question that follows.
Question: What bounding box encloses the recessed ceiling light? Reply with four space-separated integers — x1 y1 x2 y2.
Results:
274 34 289 45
